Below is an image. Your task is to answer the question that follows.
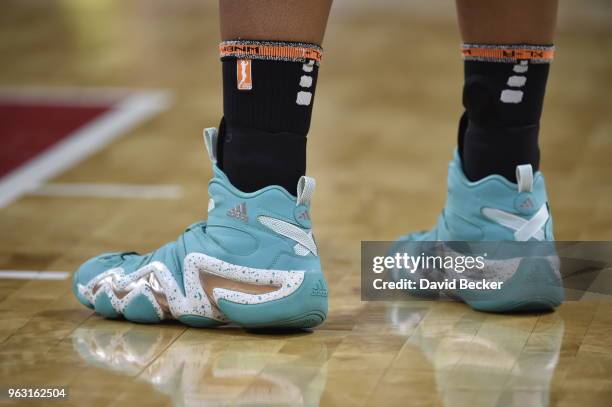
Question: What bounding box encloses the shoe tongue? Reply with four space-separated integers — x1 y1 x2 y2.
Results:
516 164 533 193
203 127 218 165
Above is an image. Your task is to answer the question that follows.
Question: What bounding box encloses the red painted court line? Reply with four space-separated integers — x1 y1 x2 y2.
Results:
0 103 112 177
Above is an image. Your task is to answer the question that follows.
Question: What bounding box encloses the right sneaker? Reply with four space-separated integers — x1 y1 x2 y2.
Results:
391 151 564 312
72 127 328 329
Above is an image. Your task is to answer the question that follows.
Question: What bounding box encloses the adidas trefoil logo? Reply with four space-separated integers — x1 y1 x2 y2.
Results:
298 211 310 221
227 202 248 222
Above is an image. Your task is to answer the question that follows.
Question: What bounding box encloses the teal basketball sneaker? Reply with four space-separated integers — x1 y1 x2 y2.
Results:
392 151 564 312
72 128 328 328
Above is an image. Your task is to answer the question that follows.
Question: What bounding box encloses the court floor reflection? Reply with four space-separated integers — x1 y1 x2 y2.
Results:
387 302 563 407
71 326 328 406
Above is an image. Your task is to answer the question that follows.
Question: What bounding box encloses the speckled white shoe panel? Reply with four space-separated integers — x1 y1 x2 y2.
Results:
438 243 561 283
186 252 305 306
77 260 225 321
77 253 306 322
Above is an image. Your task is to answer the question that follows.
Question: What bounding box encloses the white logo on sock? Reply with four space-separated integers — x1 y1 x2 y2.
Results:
296 91 312 106
296 61 314 106
500 60 527 104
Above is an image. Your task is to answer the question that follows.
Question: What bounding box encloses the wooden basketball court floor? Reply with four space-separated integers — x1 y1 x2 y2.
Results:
1 1 611 406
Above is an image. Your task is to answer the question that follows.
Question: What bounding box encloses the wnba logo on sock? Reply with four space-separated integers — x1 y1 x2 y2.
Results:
237 59 252 90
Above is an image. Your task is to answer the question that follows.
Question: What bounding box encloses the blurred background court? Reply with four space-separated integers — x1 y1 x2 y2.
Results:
1 1 611 406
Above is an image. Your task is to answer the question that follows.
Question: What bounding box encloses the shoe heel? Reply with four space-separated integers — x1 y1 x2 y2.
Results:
465 256 564 313
217 270 328 329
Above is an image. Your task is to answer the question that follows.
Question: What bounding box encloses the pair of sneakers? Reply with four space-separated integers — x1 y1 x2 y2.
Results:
72 127 563 328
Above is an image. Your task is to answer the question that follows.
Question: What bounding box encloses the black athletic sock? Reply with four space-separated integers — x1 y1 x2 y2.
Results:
218 40 322 195
459 44 554 182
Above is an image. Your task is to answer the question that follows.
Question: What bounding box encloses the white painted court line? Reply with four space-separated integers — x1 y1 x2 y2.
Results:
0 86 147 106
28 183 183 199
0 89 172 209
0 270 70 280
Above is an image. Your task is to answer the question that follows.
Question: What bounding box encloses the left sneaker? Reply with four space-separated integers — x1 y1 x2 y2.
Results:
72 128 328 329
391 151 564 312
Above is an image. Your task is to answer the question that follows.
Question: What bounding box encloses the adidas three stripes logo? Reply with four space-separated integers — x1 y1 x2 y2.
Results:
227 202 248 222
